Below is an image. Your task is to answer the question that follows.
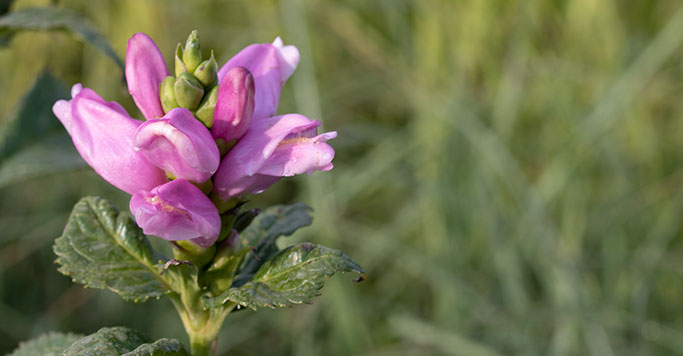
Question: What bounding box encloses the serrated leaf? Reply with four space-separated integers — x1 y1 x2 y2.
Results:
54 196 171 302
52 327 188 356
60 327 146 355
0 71 86 188
208 243 364 310
0 7 124 69
8 332 83 356
232 203 313 287
122 338 189 356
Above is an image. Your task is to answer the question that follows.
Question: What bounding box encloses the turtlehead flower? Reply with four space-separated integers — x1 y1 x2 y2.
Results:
214 114 336 199
53 30 336 249
129 179 220 247
125 33 169 120
212 66 255 143
218 37 299 122
134 107 220 183
52 84 167 194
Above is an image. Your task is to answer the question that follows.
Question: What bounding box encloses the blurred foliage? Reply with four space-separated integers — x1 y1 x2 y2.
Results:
1 0 683 355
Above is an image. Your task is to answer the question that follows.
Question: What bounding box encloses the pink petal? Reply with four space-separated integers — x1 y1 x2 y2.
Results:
213 114 335 199
126 33 169 120
217 38 300 121
213 66 255 142
134 108 220 183
272 37 300 82
258 131 337 176
53 86 168 194
129 179 220 245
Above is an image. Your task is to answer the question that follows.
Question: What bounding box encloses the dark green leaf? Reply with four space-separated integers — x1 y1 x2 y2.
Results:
8 332 83 356
0 7 124 69
208 243 364 310
232 203 313 287
59 327 147 355
122 338 189 356
0 71 86 188
54 196 171 302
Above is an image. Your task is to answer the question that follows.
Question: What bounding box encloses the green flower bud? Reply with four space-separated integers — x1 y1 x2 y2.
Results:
214 138 237 157
159 76 179 113
174 43 186 77
173 240 216 268
203 231 250 294
210 193 241 214
233 208 260 231
182 30 202 72
195 85 218 127
174 72 204 110
215 214 236 243
193 50 218 87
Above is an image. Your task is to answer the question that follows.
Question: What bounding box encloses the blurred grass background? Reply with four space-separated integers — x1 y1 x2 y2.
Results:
2 0 683 355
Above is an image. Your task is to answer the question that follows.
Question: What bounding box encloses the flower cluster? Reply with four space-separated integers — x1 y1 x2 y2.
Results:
53 31 336 249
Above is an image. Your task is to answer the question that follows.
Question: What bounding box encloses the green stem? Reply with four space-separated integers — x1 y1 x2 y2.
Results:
189 333 212 356
170 294 235 356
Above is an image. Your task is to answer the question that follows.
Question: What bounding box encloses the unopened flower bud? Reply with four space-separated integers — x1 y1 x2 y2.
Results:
214 138 236 157
159 76 179 113
174 43 186 77
216 214 236 242
183 30 202 73
193 177 213 195
174 72 204 110
193 51 218 87
173 240 216 268
212 66 255 142
233 208 260 231
205 230 250 294
195 85 218 127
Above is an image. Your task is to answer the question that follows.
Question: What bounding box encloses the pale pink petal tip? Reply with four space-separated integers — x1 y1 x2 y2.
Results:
70 83 83 98
272 37 300 81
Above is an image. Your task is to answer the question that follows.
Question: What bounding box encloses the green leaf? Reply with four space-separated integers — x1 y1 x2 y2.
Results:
54 196 171 302
8 332 83 356
0 71 86 188
232 203 313 287
208 243 364 310
0 7 124 69
60 327 188 356
123 338 189 356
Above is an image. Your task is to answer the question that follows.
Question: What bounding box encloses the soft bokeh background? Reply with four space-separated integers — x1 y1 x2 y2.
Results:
2 0 683 355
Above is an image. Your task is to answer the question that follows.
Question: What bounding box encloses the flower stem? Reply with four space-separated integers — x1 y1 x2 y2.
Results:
170 294 235 356
189 333 213 356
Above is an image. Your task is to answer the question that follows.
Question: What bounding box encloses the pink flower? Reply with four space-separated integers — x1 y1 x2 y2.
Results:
126 33 298 142
125 33 169 120
53 31 335 247
218 37 299 122
212 66 255 143
129 179 220 247
52 84 167 195
134 108 220 183
213 114 336 199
